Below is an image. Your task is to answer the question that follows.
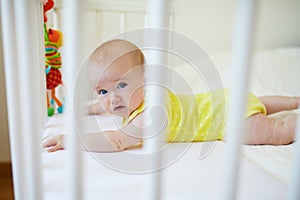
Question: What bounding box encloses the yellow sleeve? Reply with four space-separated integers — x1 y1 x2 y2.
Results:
245 93 267 118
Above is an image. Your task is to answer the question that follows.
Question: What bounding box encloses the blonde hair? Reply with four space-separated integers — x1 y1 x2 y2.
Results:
88 39 144 69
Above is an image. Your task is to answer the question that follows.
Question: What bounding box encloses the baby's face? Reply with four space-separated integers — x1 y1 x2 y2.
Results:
92 54 144 117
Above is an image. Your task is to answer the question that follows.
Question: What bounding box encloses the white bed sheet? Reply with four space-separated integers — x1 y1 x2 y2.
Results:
43 114 288 200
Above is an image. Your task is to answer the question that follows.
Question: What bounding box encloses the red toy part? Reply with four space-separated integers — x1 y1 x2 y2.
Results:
46 67 62 90
43 0 54 22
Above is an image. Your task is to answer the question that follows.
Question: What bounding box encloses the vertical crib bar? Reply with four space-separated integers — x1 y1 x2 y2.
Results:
222 0 257 200
120 12 126 32
1 1 26 199
287 101 300 199
144 0 167 200
62 0 85 199
12 0 45 199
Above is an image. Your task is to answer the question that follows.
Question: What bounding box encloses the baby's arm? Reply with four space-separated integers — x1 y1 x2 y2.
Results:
80 129 142 152
42 113 144 152
87 101 105 115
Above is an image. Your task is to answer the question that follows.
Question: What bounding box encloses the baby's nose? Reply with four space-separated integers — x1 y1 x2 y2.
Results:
111 94 121 105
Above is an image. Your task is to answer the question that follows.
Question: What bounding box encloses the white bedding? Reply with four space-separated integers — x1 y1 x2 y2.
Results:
43 47 300 199
43 114 287 200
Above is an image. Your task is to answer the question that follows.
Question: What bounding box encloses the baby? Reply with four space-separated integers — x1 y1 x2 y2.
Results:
42 39 300 152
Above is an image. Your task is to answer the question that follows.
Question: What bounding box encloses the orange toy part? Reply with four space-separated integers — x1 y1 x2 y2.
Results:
43 0 54 22
48 29 63 47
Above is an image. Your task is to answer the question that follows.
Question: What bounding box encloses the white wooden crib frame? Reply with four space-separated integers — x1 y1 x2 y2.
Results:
1 0 300 199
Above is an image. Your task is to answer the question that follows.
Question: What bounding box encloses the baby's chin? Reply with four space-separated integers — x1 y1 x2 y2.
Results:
113 112 127 117
110 107 130 118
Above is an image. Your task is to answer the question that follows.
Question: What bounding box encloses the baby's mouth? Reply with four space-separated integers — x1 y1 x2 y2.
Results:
113 105 126 113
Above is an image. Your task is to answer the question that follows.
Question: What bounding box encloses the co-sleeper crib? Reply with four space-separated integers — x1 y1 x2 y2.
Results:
1 0 300 199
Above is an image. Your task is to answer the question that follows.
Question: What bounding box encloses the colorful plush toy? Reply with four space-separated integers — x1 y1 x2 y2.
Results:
43 0 64 116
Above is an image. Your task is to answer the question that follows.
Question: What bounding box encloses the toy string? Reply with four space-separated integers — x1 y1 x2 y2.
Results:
44 24 49 42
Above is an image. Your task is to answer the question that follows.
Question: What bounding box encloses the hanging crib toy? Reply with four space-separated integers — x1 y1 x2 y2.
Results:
44 0 64 116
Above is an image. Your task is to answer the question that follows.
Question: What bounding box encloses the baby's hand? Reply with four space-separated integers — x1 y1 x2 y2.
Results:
42 134 65 152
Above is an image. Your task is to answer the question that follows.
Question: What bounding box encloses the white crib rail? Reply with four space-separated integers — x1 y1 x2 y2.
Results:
62 0 89 199
143 1 168 199
1 0 45 199
222 0 257 199
287 101 300 199
1 1 26 199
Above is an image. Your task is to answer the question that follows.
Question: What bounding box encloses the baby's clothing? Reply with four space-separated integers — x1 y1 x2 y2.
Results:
123 89 266 142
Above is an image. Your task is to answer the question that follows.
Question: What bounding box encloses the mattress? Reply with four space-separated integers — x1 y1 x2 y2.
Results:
43 114 288 200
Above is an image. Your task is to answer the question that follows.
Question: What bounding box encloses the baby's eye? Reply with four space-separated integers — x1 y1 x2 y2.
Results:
98 89 108 96
117 82 128 89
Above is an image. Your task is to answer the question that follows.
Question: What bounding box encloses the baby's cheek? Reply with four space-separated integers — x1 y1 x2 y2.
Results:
130 90 143 105
99 99 110 113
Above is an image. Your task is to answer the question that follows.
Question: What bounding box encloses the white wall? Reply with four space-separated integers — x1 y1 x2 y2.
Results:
255 0 300 49
170 0 300 52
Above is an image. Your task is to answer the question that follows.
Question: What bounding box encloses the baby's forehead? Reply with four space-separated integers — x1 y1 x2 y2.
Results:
89 62 134 86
